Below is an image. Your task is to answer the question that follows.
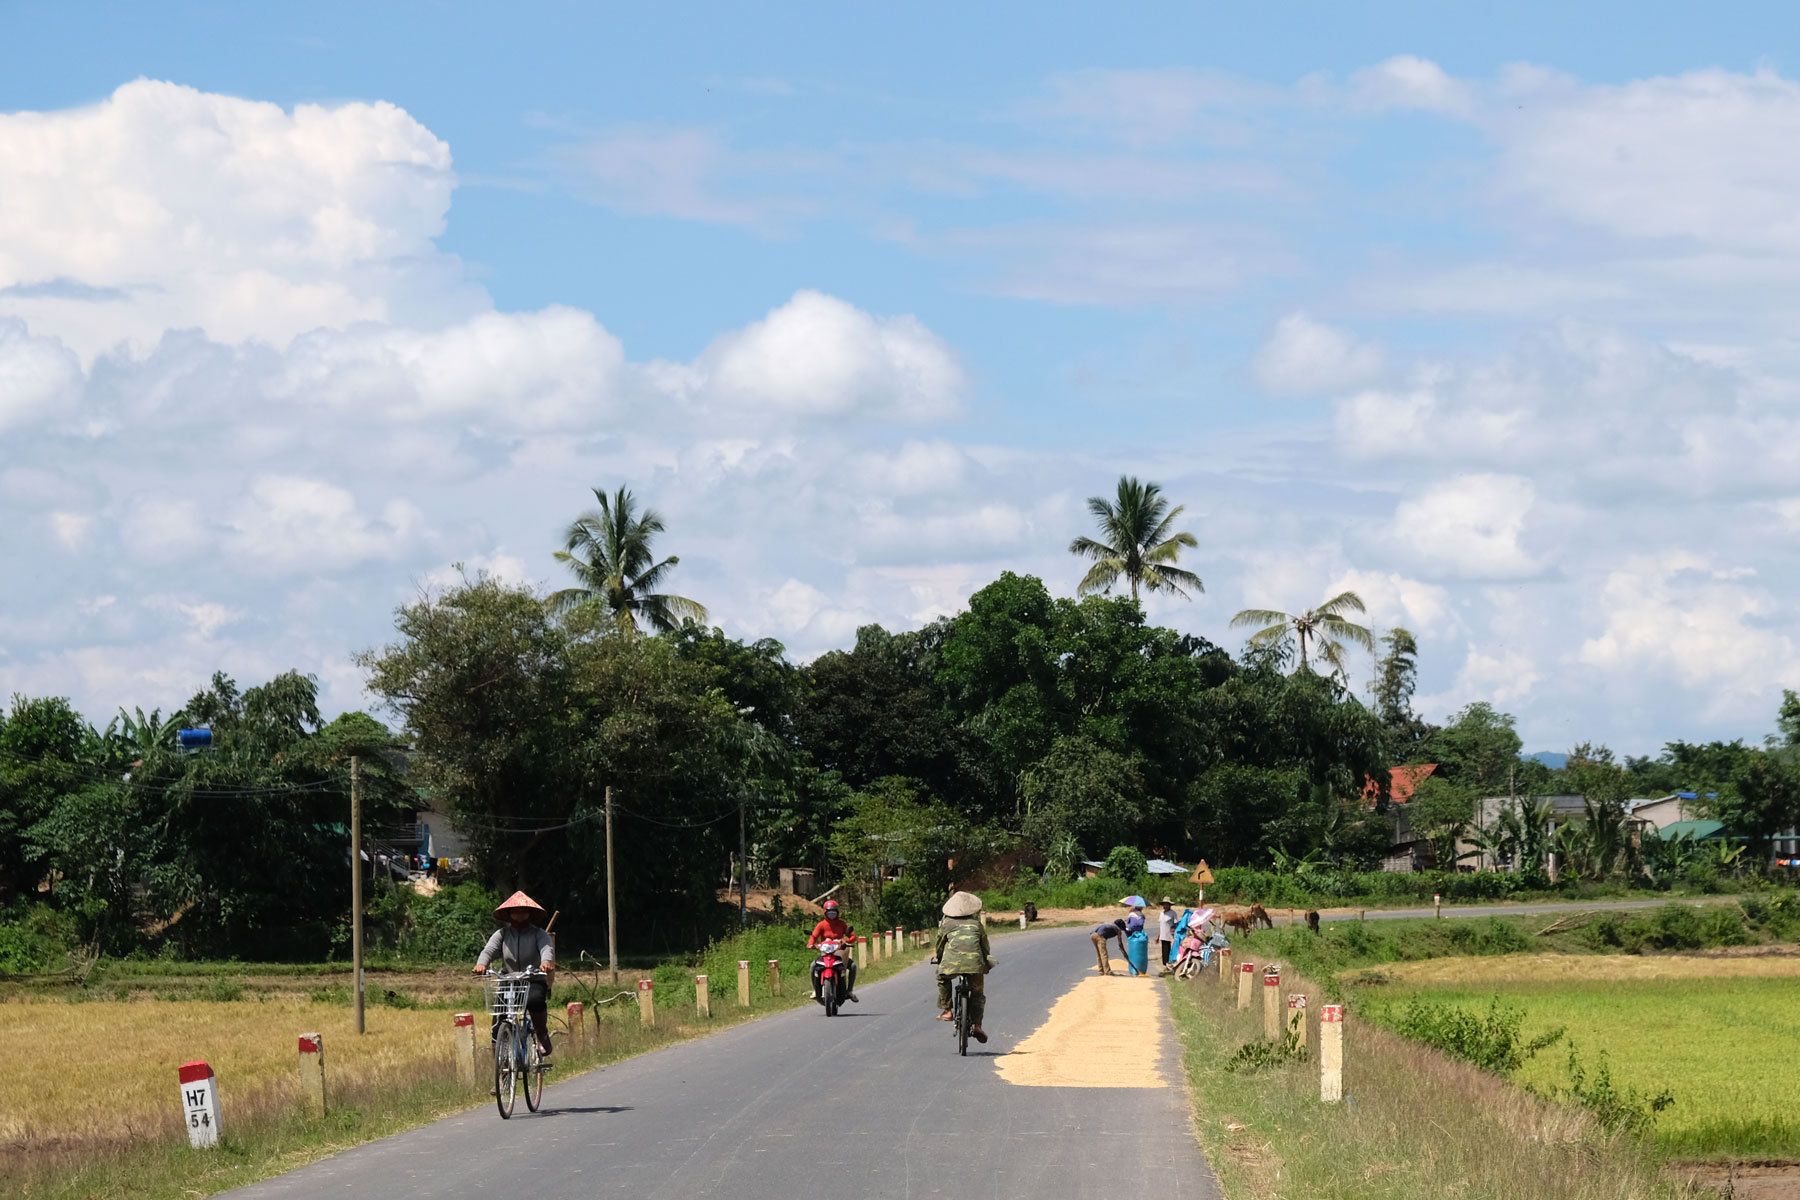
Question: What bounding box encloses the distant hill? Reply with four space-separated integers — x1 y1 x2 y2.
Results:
1525 751 1567 770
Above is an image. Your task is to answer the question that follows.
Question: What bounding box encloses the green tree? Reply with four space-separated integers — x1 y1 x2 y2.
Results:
547 485 707 635
1429 702 1523 793
1018 734 1151 853
1068 476 1202 601
361 577 760 951
1408 776 1475 870
1725 751 1800 858
1231 591 1374 677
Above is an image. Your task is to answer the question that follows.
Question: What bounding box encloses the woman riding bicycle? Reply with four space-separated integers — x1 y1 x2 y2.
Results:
933 890 994 1044
473 890 555 1057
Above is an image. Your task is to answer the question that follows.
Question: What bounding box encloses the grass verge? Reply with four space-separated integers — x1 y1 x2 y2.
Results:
1165 964 1700 1199
7 933 931 1199
1351 961 1800 1159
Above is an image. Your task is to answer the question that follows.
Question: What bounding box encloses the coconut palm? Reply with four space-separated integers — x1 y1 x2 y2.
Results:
547 485 708 635
1067 476 1202 601
1230 591 1373 676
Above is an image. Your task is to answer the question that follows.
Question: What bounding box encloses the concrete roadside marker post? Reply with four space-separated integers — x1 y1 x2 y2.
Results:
1434 893 1442 919
565 1001 585 1052
297 1033 325 1117
767 959 781 997
737 960 751 1006
1237 961 1255 1009
1019 912 1027 930
177 1061 221 1149
1287 993 1308 1050
895 927 903 954
453 1013 477 1086
1320 1004 1344 1102
857 936 867 969
695 974 711 1019
1218 947 1233 981
1262 966 1281 1039
636 978 655 1027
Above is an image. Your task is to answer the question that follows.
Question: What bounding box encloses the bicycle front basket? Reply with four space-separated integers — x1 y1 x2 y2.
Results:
484 975 530 1020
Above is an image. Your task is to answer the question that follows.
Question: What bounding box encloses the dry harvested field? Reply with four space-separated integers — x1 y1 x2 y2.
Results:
0 998 460 1151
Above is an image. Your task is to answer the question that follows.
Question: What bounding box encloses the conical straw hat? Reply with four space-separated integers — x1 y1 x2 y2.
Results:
493 890 546 918
942 891 983 918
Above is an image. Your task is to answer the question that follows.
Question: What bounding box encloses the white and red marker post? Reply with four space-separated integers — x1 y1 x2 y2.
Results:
178 1061 221 1149
1320 1004 1345 1102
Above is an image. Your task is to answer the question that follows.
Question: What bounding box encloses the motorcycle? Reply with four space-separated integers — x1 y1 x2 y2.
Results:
813 940 849 1016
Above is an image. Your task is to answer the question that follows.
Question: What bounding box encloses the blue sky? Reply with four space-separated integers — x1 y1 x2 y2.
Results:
4 2 1800 756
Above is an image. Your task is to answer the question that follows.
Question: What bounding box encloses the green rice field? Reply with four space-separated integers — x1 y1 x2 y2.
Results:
1363 955 1800 1158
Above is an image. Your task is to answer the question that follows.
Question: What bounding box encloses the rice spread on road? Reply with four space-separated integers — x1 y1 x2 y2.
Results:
996 974 1169 1088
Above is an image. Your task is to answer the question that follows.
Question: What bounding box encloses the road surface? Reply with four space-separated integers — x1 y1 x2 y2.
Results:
226 927 1222 1200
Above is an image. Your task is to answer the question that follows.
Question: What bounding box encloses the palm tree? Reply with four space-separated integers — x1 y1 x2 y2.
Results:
547 485 708 635
1067 476 1202 601
1230 591 1373 676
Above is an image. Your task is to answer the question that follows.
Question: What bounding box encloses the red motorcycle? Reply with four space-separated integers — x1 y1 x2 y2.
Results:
812 940 848 1016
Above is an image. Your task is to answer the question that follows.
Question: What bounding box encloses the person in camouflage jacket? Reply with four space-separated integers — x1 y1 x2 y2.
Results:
933 890 995 1042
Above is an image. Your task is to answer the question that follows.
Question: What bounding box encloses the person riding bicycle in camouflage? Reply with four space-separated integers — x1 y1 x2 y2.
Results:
933 890 994 1043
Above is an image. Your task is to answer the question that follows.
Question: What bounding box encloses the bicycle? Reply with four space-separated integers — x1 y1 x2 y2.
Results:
947 972 975 1056
483 967 552 1118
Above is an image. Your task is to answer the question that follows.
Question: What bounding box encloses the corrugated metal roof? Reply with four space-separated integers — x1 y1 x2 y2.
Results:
1659 819 1726 840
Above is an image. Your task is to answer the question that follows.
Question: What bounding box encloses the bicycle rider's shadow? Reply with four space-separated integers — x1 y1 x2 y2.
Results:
536 1106 633 1117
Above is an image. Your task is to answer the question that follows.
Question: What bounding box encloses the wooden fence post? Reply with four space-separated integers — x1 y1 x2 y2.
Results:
453 1013 477 1085
297 1032 325 1117
737 960 751 1007
636 978 655 1027
1262 966 1281 1039
695 974 711 1019
1321 1004 1344 1102
1237 961 1255 1010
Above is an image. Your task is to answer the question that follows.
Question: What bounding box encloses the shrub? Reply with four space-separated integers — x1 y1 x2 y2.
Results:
1102 845 1148 883
202 976 246 1002
876 876 939 931
1390 996 1563 1076
0 901 80 974
1225 1031 1308 1073
1538 1043 1674 1137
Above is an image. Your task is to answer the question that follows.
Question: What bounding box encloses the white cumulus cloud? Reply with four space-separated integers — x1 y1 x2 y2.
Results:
1252 311 1384 397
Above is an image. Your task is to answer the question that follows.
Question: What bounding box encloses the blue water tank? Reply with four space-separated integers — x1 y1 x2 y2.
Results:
178 728 213 750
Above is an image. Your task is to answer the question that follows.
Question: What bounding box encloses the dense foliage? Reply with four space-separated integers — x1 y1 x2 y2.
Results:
5 553 1799 966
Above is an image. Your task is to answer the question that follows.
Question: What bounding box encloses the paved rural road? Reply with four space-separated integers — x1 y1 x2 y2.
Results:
226 928 1223 1200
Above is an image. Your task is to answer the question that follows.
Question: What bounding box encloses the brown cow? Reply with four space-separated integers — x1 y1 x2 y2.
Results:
1219 903 1274 935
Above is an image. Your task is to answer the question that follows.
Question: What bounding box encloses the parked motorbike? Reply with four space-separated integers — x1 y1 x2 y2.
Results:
813 940 848 1016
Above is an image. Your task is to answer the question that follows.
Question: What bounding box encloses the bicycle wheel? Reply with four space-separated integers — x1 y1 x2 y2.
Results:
523 1025 544 1112
954 979 969 1056
494 1021 517 1119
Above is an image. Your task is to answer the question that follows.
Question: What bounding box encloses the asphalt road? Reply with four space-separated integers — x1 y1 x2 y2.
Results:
226 928 1222 1200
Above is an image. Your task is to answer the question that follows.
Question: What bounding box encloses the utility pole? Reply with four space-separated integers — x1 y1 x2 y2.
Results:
350 755 365 1035
738 796 748 927
605 785 618 986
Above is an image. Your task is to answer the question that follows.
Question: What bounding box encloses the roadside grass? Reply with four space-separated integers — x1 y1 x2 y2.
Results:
5 932 931 1200
1165 967 1698 1200
1352 961 1800 1159
1223 899 1792 990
